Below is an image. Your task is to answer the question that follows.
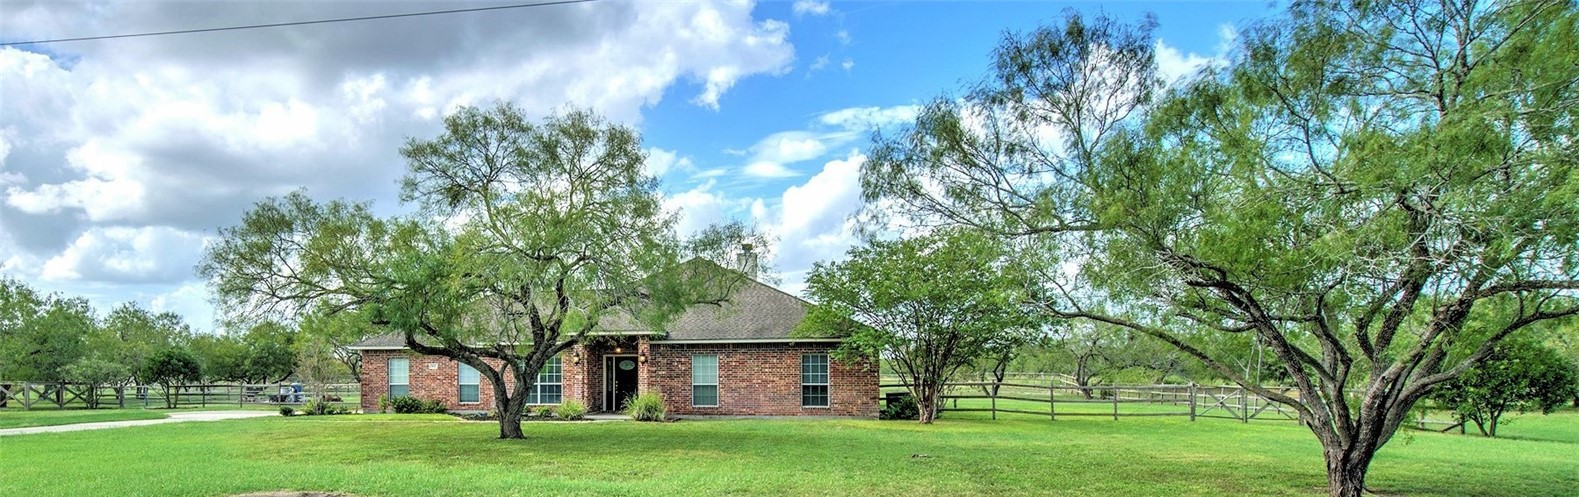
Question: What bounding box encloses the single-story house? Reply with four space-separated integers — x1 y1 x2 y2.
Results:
349 272 879 417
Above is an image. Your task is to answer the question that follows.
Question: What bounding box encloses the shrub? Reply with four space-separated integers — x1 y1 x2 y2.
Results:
624 392 666 422
388 396 448 414
377 394 391 414
279 406 295 416
534 406 556 418
301 399 349 416
555 400 586 420
880 394 919 420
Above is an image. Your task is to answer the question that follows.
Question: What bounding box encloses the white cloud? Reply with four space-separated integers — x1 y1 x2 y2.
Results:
841 58 855 71
810 54 831 73
644 147 696 178
41 226 209 284
1155 27 1236 85
0 1 798 326
793 0 831 16
745 161 802 178
818 105 920 131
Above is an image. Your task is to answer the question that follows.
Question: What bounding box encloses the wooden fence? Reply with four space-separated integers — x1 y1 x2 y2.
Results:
880 379 1302 422
0 381 359 410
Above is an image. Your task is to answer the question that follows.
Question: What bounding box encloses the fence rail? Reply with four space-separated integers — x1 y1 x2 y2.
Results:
0 381 359 410
880 379 1302 422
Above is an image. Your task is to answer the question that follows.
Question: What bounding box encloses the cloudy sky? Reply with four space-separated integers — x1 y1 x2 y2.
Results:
0 0 1273 332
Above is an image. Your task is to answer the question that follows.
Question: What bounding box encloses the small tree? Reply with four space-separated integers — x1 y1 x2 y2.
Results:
62 358 131 408
1432 340 1579 437
295 336 345 402
799 228 1037 423
142 349 202 409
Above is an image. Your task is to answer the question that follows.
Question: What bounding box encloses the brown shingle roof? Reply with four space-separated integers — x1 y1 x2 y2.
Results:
348 271 815 349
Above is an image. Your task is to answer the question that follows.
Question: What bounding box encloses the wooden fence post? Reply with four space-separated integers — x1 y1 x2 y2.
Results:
991 390 997 420
1188 383 1196 422
1112 386 1119 421
1240 387 1249 423
1049 383 1056 421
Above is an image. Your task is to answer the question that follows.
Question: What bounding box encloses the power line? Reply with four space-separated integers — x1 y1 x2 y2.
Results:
0 0 597 47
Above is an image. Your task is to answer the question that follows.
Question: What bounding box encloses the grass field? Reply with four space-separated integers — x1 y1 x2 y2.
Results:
2 407 1575 497
0 409 169 429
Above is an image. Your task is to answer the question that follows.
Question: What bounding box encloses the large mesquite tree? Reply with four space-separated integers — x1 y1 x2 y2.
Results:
861 4 1579 497
202 104 765 439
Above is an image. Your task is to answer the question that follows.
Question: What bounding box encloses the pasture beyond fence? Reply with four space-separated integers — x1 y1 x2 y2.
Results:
881 376 1302 422
0 381 359 410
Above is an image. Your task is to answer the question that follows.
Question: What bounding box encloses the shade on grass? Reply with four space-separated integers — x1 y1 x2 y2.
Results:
0 409 167 429
2 410 1574 496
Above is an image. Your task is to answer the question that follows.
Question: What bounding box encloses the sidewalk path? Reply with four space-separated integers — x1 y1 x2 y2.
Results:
0 410 275 437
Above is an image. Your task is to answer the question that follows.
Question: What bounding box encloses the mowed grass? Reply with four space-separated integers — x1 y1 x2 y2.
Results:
2 410 1575 497
0 408 168 429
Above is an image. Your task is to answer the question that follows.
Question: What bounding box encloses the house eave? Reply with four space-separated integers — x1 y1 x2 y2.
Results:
647 338 844 345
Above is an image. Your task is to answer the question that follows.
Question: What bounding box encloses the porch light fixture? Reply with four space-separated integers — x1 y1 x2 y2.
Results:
638 353 648 363
571 351 581 364
615 346 623 354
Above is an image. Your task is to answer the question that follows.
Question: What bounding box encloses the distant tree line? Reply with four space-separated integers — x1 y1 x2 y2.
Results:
0 278 371 395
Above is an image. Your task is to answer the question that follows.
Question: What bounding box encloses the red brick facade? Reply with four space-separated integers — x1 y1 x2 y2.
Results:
359 337 879 417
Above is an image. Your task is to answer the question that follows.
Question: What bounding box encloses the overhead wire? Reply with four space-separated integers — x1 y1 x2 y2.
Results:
0 0 596 47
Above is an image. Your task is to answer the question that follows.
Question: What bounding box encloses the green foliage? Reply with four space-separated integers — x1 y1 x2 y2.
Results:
301 398 350 416
100 303 193 384
799 227 1039 423
859 3 1579 496
879 394 919 420
279 406 295 416
554 400 587 420
1432 340 1579 437
61 358 132 409
0 278 95 382
200 103 767 439
377 394 391 414
141 348 203 409
387 396 448 414
623 392 666 422
534 405 556 418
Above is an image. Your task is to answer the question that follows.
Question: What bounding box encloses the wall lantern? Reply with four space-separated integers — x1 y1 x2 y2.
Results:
638 353 648 364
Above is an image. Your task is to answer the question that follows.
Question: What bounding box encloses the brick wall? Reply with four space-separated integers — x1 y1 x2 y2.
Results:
360 350 570 412
360 341 879 417
646 342 878 417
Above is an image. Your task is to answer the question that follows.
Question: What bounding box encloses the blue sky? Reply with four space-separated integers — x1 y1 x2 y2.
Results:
0 0 1278 332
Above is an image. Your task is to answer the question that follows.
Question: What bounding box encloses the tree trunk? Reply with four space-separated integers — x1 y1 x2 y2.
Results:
1323 447 1370 497
916 383 940 424
498 400 525 439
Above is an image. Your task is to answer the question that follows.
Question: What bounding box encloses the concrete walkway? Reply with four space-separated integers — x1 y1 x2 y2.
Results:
0 410 275 437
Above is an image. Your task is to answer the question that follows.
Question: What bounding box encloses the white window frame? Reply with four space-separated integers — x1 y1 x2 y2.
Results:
458 363 480 404
527 355 563 405
801 353 830 408
692 354 719 407
388 357 410 398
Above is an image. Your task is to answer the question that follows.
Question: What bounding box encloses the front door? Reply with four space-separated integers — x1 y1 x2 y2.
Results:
606 355 639 411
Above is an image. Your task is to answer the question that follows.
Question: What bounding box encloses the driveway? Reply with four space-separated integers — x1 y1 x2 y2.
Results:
0 410 275 437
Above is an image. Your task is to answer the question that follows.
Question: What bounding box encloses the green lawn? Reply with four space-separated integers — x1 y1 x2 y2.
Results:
2 408 1575 497
0 409 168 429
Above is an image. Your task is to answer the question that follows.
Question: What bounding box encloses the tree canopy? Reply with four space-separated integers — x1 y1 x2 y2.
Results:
860 3 1579 496
798 227 1038 423
201 103 767 438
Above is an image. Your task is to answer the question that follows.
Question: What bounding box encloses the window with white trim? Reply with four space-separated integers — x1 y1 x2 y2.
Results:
692 354 719 407
388 358 410 398
526 355 562 404
458 363 480 403
801 353 829 407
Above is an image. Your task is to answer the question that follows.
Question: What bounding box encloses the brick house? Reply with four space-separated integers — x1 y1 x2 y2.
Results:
350 275 879 417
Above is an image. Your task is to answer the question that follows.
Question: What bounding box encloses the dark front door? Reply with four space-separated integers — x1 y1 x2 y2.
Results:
607 356 639 411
